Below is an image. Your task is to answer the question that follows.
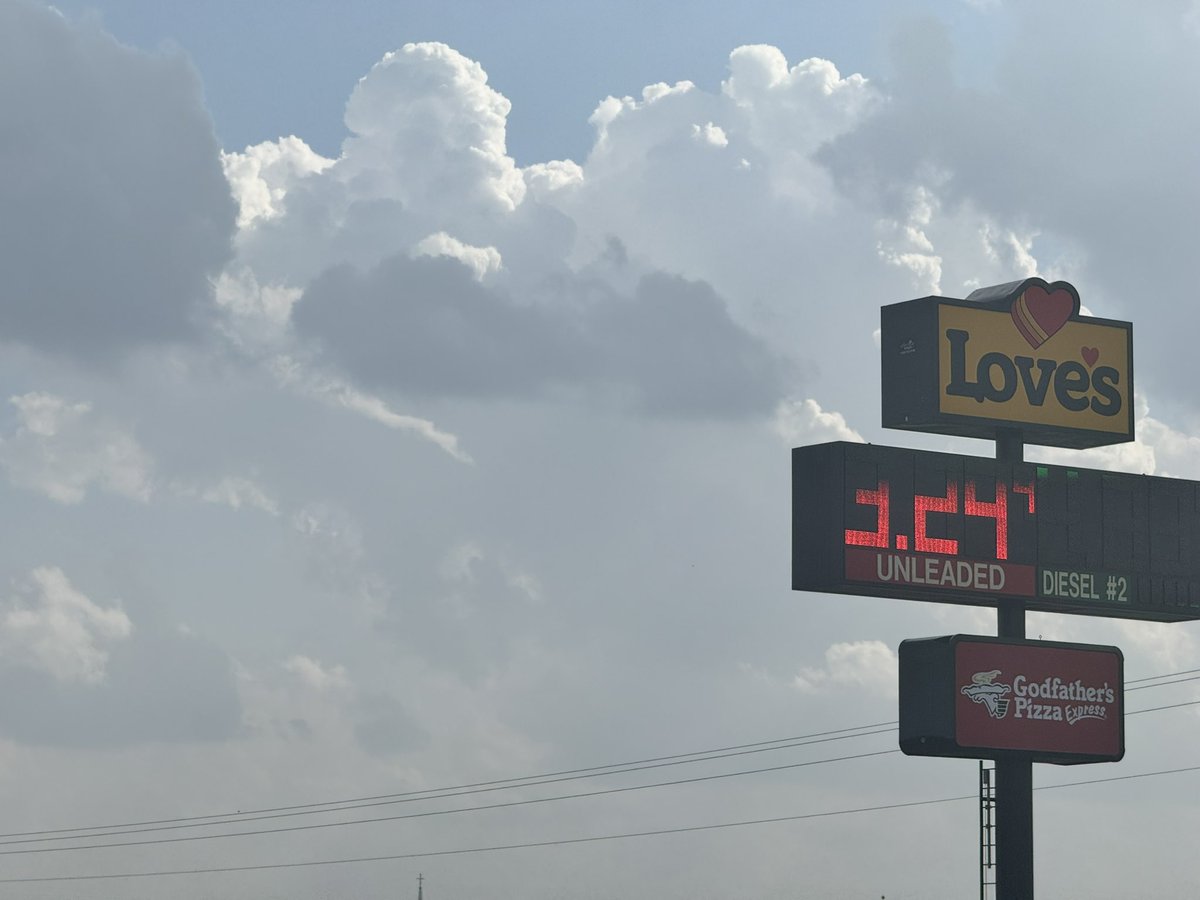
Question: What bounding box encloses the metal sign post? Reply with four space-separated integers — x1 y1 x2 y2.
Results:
995 429 1033 900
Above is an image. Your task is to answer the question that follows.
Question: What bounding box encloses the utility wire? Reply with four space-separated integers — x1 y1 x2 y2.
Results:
1125 666 1200 685
1126 698 1200 716
4 762 1198 885
0 749 902 856
3 665 1195 849
0 725 898 846
1125 675 1200 692
3 693 1194 857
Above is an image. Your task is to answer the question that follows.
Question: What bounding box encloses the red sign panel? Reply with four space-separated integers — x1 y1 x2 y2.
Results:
899 635 1124 764
955 639 1122 758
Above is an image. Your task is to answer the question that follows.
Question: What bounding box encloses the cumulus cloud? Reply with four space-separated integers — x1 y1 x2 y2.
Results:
342 42 525 215
773 397 864 445
793 640 898 698
814 6 1200 412
0 392 155 503
293 254 788 417
0 0 234 360
1027 394 1200 478
0 567 131 685
222 135 335 228
414 232 503 280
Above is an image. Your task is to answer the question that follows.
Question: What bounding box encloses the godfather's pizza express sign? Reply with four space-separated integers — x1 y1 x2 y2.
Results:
881 278 1133 448
898 635 1124 764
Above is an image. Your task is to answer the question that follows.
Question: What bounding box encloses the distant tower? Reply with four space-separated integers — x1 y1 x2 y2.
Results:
418 873 425 900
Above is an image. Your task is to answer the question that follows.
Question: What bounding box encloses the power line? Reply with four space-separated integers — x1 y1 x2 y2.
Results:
3 694 1194 858
2 665 1194 849
1125 666 1200 685
0 725 898 846
1126 698 1200 716
1125 674 1200 692
0 749 902 856
4 762 1198 885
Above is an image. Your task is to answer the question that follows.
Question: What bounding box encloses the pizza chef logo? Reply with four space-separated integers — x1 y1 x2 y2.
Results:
961 669 1012 719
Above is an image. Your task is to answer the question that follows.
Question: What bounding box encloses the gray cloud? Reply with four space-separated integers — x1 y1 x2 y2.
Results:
353 691 427 757
293 252 789 417
815 6 1200 401
0 625 241 747
0 1 235 361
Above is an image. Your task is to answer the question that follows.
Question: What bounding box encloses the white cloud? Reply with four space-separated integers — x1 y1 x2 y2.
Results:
1026 393 1200 478
0 393 155 504
264 355 473 463
793 640 898 698
212 267 302 353
523 158 585 198
440 541 542 605
691 122 729 147
773 397 864 445
222 135 335 229
0 567 132 685
283 654 351 692
414 232 503 280
341 42 525 214
197 476 280 516
326 379 474 465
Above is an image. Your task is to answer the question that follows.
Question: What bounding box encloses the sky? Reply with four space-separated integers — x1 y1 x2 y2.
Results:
2 0 1200 897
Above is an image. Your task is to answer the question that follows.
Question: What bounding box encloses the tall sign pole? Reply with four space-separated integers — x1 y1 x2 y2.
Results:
994 428 1033 900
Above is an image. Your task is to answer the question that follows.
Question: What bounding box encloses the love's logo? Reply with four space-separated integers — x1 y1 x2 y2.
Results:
933 277 1131 437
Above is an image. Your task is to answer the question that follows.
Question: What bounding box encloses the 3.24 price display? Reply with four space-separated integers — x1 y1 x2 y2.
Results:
792 442 1200 622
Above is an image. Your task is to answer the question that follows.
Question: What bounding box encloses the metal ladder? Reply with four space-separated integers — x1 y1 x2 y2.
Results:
980 762 997 900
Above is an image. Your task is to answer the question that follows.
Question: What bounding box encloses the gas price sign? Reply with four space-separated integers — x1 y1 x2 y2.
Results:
792 441 1200 622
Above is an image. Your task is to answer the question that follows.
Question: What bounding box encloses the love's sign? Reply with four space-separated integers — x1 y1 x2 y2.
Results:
881 279 1133 448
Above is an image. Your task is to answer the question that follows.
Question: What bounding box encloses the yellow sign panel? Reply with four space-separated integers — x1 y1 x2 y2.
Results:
937 300 1131 435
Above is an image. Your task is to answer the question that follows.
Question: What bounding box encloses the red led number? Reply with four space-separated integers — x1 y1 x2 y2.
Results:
914 478 958 555
846 474 1036 560
845 481 889 548
965 479 1008 559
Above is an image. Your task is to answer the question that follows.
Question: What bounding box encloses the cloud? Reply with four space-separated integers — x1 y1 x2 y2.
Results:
293 253 789 417
269 356 474 463
794 640 899 698
0 623 242 747
284 654 351 692
1027 394 1200 479
0 566 131 685
342 42 526 215
0 564 240 747
221 134 335 229
0 392 155 503
814 6 1200 411
773 397 864 445
193 476 280 516
0 0 235 360
353 691 426 757
414 232 503 280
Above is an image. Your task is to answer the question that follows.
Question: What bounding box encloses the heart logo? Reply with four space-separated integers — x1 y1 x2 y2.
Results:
1010 285 1075 349
1082 347 1099 367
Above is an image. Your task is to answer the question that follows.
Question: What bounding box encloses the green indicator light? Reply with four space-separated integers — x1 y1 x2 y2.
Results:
1068 470 1079 480
1036 466 1049 479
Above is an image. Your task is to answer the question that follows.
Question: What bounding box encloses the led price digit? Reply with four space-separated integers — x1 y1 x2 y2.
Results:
915 478 958 555
844 473 1037 562
845 481 890 549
